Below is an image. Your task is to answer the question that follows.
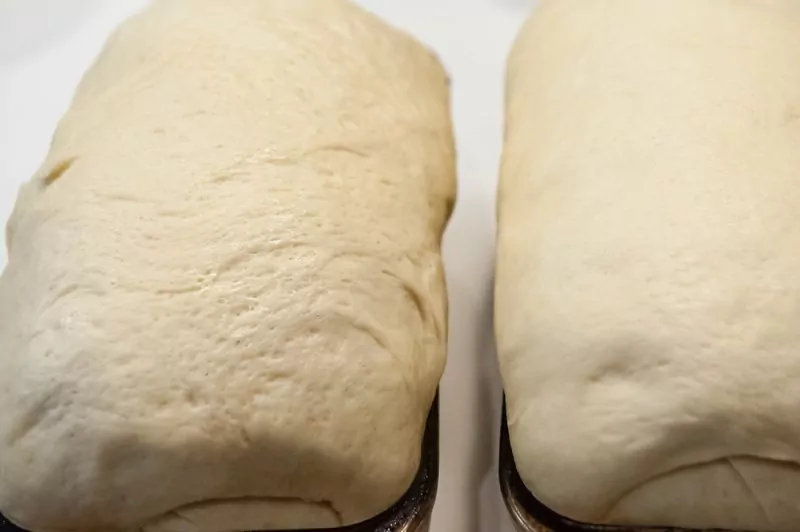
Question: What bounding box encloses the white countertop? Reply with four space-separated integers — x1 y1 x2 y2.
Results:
0 2 535 530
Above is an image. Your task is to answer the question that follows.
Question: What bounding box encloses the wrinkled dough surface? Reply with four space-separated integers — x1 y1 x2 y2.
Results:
0 1 455 531
497 1 800 531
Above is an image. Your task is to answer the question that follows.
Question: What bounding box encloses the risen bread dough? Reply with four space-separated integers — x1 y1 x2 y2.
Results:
0 1 455 531
497 1 800 531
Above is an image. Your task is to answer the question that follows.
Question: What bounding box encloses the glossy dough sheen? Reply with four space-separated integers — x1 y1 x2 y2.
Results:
497 1 800 531
0 1 455 531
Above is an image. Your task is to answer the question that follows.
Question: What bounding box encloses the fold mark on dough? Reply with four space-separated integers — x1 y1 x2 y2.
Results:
146 496 343 531
727 458 773 527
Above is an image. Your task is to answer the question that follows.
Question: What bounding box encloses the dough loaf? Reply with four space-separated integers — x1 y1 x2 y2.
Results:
0 1 455 530
497 1 800 530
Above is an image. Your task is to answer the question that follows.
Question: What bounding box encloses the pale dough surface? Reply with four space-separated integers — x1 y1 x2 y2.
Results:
497 1 800 531
0 1 455 530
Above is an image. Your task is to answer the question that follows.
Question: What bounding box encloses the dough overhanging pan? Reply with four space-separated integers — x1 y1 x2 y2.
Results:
0 396 439 532
498 399 750 532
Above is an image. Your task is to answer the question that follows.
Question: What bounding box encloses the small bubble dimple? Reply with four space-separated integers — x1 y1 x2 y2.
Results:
184 389 197 403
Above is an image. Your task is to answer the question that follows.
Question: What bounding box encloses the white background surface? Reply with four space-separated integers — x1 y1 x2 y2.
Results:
0 1 537 530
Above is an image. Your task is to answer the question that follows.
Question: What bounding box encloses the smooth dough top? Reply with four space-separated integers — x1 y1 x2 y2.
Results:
497 1 800 531
0 1 455 531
